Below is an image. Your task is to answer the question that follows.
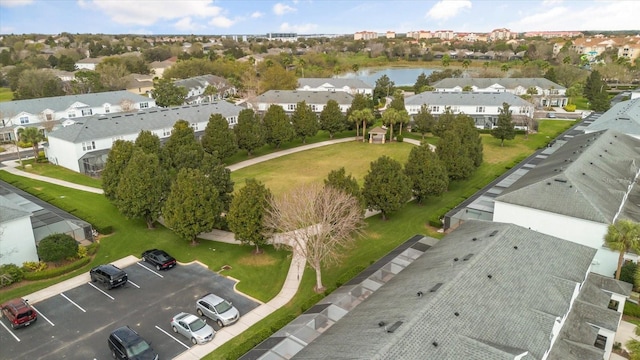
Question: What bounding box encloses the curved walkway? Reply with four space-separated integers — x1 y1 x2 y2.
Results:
1 136 424 360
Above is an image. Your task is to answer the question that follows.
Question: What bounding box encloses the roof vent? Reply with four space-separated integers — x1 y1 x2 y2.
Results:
514 245 518 250
378 321 386 327
472 237 478 241
454 312 460 316
417 291 423 297
430 283 443 292
554 179 567 183
386 321 403 333
489 230 498 237
487 274 493 279
463 254 474 261
433 342 438 347
453 257 459 262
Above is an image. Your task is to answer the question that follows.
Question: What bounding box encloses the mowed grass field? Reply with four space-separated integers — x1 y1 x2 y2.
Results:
231 141 415 195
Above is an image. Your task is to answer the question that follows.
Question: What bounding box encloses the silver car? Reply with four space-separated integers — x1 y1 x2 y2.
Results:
196 293 240 327
170 312 215 345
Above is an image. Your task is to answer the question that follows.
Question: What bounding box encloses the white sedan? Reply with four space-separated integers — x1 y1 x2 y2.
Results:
170 312 215 345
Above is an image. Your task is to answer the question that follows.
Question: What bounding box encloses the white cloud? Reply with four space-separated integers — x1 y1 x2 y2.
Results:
174 17 202 32
279 22 317 33
251 11 264 18
273 3 296 15
542 0 563 5
0 0 33 7
82 0 223 26
426 0 472 20
209 16 235 28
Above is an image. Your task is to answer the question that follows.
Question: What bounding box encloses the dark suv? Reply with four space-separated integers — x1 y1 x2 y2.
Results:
90 264 128 290
108 326 158 360
1 298 38 329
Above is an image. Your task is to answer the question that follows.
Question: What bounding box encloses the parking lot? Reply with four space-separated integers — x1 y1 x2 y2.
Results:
0 260 260 359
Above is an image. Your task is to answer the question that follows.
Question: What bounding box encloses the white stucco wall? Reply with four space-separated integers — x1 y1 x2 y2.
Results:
493 201 636 277
0 216 38 266
46 137 82 172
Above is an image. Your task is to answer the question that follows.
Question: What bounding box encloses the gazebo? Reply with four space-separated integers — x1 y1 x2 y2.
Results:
368 126 387 144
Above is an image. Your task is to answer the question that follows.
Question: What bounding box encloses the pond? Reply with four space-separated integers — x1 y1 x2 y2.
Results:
334 67 439 87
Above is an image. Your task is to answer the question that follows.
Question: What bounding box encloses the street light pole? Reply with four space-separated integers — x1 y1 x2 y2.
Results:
14 130 23 167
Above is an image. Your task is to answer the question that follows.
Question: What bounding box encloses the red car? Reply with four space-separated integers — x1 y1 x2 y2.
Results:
1 298 37 329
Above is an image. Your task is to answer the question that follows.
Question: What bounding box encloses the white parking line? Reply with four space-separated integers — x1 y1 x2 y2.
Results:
0 320 20 342
30 305 54 326
88 282 115 300
60 293 86 312
155 325 190 349
137 262 164 278
127 280 140 288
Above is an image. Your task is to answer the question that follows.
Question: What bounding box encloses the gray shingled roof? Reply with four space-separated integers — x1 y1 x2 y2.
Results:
432 77 566 90
496 130 640 224
0 91 152 118
405 91 532 107
47 101 244 143
298 78 374 89
174 74 231 91
293 220 599 360
254 90 354 106
586 98 640 137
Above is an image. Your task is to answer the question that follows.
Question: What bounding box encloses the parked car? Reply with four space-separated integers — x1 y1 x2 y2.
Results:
141 249 176 271
90 264 128 290
546 112 556 118
108 326 158 360
196 293 240 327
170 312 215 345
1 298 37 329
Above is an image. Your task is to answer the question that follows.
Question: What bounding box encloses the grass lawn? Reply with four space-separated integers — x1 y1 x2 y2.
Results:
15 159 102 188
0 87 13 102
232 141 413 195
571 96 590 110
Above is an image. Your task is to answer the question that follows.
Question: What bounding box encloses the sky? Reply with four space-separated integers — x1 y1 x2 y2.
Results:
0 0 638 36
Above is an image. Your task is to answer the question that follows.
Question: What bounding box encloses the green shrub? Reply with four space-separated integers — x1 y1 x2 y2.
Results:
0 264 25 287
95 225 113 235
23 257 91 281
618 261 637 285
76 245 88 259
38 233 79 262
396 135 404 142
624 301 640 318
563 104 577 112
22 261 48 272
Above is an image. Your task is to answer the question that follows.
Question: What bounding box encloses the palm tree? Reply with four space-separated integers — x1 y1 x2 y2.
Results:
297 57 306 78
17 127 45 161
397 109 410 136
349 108 374 142
462 59 471 70
382 108 401 142
203 85 218 102
605 220 640 280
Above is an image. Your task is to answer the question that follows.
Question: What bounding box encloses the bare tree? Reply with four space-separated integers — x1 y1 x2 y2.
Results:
264 183 365 293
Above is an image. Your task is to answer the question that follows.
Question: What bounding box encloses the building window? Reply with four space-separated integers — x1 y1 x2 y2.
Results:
288 104 296 111
82 141 96 151
608 299 620 311
68 112 76 118
140 102 149 109
594 334 607 350
190 123 198 131
105 105 110 113
476 106 485 113
45 113 53 121
431 105 440 112
162 128 171 137
19 116 29 124
228 116 237 125
81 109 93 116
311 104 318 112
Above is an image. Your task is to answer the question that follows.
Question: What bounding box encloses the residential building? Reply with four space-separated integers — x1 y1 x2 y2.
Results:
489 28 515 41
266 33 298 42
585 98 640 139
353 31 378 41
124 73 154 96
0 91 156 142
571 37 619 58
44 101 244 175
493 129 640 277
407 30 432 40
174 74 236 104
385 31 396 39
297 78 373 96
150 56 177 78
251 90 354 114
74 57 103 70
404 91 534 129
0 180 94 266
285 220 631 360
523 31 584 38
432 77 568 108
618 39 640 62
433 30 455 40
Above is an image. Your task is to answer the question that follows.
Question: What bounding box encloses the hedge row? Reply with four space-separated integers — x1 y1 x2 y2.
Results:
624 301 640 318
23 257 91 281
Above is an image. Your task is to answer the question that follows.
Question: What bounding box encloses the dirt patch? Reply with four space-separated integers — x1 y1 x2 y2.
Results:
366 232 381 240
236 253 278 267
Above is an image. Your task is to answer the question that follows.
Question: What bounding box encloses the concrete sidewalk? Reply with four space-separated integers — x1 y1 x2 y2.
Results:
0 158 104 194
